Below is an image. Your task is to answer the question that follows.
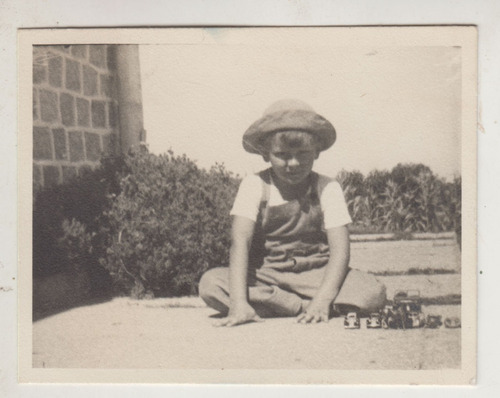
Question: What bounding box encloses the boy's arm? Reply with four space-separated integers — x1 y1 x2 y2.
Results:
296 225 350 324
215 215 262 327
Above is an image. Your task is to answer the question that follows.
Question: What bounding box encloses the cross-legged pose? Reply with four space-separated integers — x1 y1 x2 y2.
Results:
199 99 386 326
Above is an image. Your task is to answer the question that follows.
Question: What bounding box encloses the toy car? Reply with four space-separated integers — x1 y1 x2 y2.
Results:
344 312 360 329
366 312 382 328
407 311 425 328
425 314 443 328
381 305 396 329
444 316 461 328
394 290 422 313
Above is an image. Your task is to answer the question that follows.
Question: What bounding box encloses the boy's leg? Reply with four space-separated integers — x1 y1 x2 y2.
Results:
198 267 304 317
333 269 387 314
198 267 232 314
255 267 387 315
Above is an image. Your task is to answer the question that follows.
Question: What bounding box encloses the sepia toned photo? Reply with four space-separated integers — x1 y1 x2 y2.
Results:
18 27 477 384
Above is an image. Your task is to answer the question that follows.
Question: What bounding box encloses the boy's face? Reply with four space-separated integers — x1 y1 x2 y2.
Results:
267 137 319 186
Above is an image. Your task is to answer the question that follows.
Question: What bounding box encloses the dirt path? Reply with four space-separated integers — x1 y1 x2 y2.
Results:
33 298 460 370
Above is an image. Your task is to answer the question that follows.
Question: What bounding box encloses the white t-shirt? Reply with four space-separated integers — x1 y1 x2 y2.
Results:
230 172 352 230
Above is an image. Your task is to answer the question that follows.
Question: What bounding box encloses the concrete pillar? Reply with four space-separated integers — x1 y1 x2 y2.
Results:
115 45 145 153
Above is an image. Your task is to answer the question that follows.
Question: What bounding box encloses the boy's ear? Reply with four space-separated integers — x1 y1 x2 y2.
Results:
262 153 270 162
314 149 320 160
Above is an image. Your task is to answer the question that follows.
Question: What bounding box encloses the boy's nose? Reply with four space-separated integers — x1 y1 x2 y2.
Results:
287 157 300 167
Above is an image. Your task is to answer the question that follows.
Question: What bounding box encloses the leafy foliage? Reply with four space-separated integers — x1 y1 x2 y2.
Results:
34 153 460 300
100 147 239 298
337 164 461 235
33 156 124 279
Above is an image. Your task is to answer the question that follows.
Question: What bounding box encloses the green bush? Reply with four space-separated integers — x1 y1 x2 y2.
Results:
100 147 239 298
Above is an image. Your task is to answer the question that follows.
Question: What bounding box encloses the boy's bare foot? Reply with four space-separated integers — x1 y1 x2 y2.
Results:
213 302 264 327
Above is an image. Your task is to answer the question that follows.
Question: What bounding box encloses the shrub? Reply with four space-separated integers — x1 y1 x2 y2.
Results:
33 151 460 301
33 156 124 279
100 147 240 298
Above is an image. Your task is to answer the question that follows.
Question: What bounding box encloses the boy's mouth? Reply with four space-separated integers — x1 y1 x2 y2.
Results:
285 171 308 181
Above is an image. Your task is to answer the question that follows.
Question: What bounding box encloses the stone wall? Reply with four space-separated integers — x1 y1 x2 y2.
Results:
33 45 120 191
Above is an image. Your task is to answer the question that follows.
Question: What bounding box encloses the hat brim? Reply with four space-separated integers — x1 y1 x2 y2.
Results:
243 109 336 154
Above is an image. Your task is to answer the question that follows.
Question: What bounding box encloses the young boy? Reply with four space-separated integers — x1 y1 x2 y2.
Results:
199 99 386 326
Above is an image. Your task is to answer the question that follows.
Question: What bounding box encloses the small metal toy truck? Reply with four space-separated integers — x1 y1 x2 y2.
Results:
366 312 382 328
407 311 426 328
425 314 443 329
444 316 461 328
383 291 425 329
344 312 360 329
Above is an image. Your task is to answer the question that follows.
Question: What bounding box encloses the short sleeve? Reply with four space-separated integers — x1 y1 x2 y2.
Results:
318 176 352 230
230 174 263 222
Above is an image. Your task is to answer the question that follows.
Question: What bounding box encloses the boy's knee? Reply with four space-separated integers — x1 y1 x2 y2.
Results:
357 274 386 312
198 267 227 301
335 269 387 313
199 268 230 314
368 280 387 311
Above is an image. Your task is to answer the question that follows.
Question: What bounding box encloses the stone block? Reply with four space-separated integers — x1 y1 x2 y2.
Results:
33 88 38 120
68 131 85 162
76 98 90 127
100 74 114 97
62 166 78 182
102 133 116 155
83 65 98 96
89 45 106 68
60 93 75 126
43 165 61 187
33 61 47 84
52 45 71 53
108 101 118 128
107 45 117 70
91 100 106 128
52 128 68 160
39 89 59 122
48 54 63 87
84 132 102 161
65 58 81 92
78 165 93 178
71 45 88 59
33 127 53 160
33 164 43 191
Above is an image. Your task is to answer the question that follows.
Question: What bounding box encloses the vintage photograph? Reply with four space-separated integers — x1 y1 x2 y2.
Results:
18 27 477 384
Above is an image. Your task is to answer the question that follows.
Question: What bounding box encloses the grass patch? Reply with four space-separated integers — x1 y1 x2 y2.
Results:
371 268 458 276
386 294 461 306
421 294 461 305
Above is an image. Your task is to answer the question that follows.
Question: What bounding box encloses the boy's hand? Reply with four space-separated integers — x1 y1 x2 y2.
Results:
296 298 332 324
214 302 263 327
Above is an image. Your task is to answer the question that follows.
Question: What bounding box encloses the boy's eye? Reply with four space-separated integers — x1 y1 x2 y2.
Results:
272 152 290 160
271 151 314 160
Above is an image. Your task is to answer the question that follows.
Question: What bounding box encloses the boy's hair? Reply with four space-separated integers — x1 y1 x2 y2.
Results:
260 130 320 154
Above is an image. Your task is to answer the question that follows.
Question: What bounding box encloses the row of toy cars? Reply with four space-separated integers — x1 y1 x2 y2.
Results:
344 290 461 330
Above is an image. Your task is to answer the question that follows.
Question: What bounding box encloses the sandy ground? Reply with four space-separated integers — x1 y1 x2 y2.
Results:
350 239 461 274
32 239 462 370
33 298 460 370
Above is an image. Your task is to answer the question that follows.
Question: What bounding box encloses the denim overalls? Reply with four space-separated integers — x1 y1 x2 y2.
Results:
249 168 330 272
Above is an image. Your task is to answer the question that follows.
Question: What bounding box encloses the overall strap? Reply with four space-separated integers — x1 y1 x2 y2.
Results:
309 172 320 200
258 168 271 204
258 169 319 203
